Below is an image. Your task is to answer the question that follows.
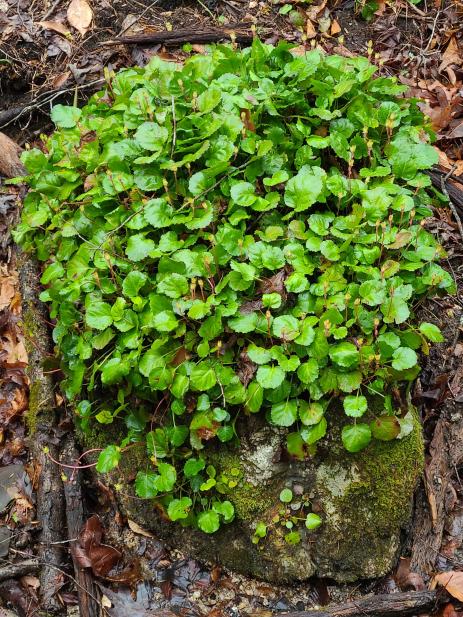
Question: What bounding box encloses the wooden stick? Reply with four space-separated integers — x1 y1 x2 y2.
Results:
279 590 442 617
61 436 100 617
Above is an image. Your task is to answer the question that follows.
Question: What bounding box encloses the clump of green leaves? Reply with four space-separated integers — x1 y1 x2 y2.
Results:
15 40 452 535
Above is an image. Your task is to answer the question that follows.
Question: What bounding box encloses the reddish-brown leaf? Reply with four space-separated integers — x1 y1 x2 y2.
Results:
395 557 426 591
79 515 103 552
88 543 121 577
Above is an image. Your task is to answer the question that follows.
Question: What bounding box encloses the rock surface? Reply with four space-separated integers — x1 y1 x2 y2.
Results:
85 409 424 584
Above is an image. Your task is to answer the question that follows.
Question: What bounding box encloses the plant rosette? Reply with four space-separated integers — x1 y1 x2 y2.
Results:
15 40 453 537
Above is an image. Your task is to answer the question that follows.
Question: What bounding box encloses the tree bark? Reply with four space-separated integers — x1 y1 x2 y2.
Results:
61 436 100 617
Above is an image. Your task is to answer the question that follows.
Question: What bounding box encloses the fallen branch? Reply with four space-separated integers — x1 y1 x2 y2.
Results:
280 590 443 617
17 251 65 609
61 436 100 617
0 559 39 582
101 26 254 46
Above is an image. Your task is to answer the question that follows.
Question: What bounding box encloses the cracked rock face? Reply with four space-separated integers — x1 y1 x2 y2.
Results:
90 411 424 584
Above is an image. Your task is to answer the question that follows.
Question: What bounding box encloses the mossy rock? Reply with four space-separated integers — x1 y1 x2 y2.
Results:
82 409 423 584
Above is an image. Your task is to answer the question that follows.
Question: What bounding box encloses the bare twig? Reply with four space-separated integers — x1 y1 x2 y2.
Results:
41 0 63 20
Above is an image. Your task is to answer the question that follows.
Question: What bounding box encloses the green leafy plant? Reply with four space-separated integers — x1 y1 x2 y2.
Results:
15 40 453 536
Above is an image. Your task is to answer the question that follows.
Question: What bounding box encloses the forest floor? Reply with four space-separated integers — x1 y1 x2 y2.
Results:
0 0 462 616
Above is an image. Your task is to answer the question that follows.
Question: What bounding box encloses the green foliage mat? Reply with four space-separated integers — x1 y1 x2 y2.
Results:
14 40 454 536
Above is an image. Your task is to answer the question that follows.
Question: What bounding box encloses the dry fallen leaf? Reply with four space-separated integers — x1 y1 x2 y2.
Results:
0 133 25 178
0 277 15 311
306 17 317 39
433 571 463 601
127 519 153 538
330 19 341 35
38 20 71 36
67 0 93 36
439 37 462 73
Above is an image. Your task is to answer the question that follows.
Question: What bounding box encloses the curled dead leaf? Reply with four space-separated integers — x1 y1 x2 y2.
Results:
67 0 93 36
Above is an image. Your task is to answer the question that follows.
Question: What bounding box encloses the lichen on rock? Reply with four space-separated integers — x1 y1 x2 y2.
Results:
82 408 423 584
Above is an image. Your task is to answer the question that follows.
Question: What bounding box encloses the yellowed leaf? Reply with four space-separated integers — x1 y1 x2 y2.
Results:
127 519 154 538
433 571 463 601
38 20 71 36
67 0 93 36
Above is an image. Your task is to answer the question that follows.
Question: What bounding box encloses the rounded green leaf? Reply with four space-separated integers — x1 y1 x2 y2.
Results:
305 513 322 530
419 322 444 343
271 399 298 427
86 302 113 330
256 365 285 389
51 104 81 128
168 497 193 521
190 362 217 391
299 401 324 425
341 424 372 453
329 342 359 367
391 347 417 370
343 395 368 418
96 445 120 473
279 488 293 503
272 315 300 341
197 510 220 534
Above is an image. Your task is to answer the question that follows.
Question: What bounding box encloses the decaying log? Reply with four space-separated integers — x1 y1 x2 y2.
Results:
103 25 254 46
16 251 65 608
61 436 100 617
409 308 463 576
282 590 443 617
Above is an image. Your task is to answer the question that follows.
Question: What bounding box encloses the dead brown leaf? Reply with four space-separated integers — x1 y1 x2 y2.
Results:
330 19 341 35
0 133 25 178
306 18 317 39
395 557 426 591
433 571 463 601
67 0 93 36
38 20 71 36
0 277 15 311
439 37 462 73
127 519 153 538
